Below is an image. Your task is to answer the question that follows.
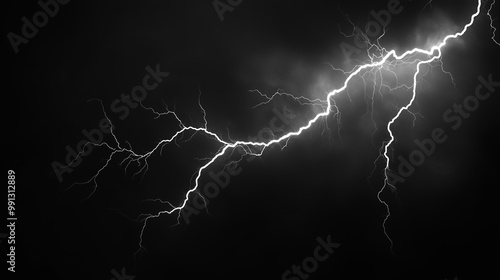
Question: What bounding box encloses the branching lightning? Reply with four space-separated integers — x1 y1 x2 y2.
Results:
488 0 500 46
67 0 498 256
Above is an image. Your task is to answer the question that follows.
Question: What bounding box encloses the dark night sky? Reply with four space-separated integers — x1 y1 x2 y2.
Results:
3 0 500 279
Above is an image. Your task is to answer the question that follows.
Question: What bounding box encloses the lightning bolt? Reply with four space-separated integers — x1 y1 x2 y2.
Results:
488 0 500 46
67 0 498 256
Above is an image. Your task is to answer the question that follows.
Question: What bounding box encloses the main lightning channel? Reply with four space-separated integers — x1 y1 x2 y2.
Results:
71 0 497 255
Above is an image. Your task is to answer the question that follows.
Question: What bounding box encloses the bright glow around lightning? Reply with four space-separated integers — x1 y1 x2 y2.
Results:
69 0 498 255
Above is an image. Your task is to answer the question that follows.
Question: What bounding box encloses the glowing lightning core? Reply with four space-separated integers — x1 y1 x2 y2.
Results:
70 0 497 255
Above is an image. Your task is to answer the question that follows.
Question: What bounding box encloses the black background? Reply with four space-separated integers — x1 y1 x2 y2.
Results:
3 0 500 279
